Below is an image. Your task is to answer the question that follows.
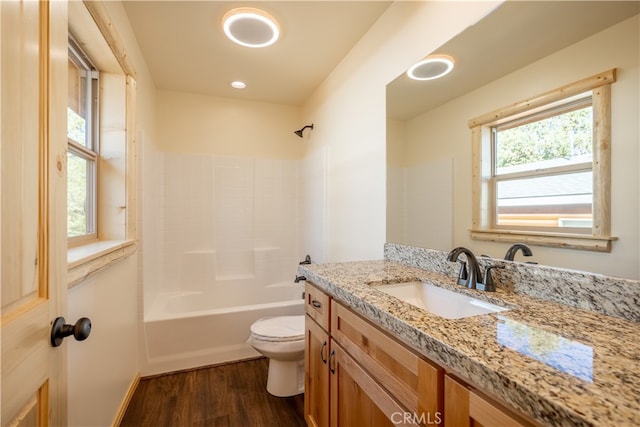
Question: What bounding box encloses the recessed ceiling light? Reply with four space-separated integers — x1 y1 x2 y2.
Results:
222 7 280 48
407 55 455 81
231 81 246 89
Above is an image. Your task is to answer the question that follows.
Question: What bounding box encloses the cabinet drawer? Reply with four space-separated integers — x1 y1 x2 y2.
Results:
306 282 330 331
331 300 443 422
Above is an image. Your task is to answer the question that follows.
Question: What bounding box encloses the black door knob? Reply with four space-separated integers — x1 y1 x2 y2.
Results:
50 317 91 347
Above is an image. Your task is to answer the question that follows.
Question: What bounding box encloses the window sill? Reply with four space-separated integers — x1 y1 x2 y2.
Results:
469 228 616 252
68 239 137 287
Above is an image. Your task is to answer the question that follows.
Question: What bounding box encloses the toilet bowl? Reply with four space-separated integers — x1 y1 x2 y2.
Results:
249 315 305 397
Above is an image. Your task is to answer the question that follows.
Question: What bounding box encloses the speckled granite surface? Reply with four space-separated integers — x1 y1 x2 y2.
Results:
299 256 640 426
385 243 640 323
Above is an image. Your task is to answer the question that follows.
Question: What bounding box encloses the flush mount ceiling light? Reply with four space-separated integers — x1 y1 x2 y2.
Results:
407 54 455 81
231 81 246 89
223 7 280 48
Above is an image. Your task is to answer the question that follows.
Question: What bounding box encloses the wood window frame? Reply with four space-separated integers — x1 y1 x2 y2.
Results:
67 36 99 245
468 69 617 252
66 1 138 286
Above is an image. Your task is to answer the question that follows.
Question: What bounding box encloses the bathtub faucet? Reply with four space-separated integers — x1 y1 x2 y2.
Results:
299 255 311 265
294 275 306 283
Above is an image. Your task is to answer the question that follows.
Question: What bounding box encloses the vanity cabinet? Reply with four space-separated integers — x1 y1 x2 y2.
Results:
304 282 539 427
304 282 443 426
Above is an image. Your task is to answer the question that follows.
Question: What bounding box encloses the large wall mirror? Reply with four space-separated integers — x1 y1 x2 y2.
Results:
386 1 640 278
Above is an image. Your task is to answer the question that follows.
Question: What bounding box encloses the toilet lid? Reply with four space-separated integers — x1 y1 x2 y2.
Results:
251 315 305 342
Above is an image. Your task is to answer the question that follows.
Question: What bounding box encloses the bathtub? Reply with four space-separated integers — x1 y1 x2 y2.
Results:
143 282 305 375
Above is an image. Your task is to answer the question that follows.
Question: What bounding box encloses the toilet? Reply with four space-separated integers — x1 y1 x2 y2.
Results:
249 315 306 397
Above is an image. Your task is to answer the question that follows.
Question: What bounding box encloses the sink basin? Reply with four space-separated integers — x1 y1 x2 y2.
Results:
375 281 509 319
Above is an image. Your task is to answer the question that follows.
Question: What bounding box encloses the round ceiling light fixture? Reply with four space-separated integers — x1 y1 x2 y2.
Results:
407 54 455 81
231 81 246 89
222 7 280 48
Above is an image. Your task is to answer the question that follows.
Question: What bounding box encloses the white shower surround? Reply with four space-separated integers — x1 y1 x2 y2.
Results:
142 152 302 374
161 153 300 290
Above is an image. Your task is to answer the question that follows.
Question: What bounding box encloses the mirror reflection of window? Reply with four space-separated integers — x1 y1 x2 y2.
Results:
492 94 593 232
469 69 616 252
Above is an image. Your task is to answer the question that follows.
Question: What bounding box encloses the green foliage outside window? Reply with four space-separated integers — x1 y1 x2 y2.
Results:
496 107 593 170
67 107 92 237
67 151 88 237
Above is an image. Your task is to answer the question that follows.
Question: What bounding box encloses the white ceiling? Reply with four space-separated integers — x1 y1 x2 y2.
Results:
387 1 640 121
123 1 392 106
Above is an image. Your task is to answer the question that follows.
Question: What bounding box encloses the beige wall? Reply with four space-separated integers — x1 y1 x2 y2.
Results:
156 90 303 159
67 256 138 426
400 15 640 278
387 118 406 243
300 1 500 262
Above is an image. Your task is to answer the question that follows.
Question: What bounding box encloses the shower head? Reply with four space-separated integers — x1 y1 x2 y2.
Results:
294 124 314 138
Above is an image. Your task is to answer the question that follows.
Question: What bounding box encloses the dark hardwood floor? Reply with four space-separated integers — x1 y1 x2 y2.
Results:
120 358 306 427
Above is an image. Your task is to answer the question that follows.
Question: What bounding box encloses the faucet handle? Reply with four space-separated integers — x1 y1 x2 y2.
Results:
477 264 505 292
456 259 468 286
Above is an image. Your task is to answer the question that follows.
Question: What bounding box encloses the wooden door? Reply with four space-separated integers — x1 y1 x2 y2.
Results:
1 1 68 426
305 315 330 427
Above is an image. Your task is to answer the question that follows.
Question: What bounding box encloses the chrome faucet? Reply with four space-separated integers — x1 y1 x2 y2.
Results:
447 247 482 290
504 243 533 261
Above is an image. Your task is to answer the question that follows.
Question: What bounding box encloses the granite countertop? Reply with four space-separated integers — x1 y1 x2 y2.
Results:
299 260 640 427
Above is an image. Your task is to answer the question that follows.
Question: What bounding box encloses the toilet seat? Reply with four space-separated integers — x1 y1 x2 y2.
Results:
250 315 305 342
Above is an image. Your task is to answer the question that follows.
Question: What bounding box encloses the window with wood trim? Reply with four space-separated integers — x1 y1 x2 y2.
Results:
67 36 99 243
469 69 617 252
66 1 138 286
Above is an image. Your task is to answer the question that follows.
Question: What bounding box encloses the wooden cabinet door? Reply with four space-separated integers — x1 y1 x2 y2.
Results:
1 1 68 426
444 375 472 427
331 300 443 423
330 342 419 427
444 375 533 427
305 315 330 427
